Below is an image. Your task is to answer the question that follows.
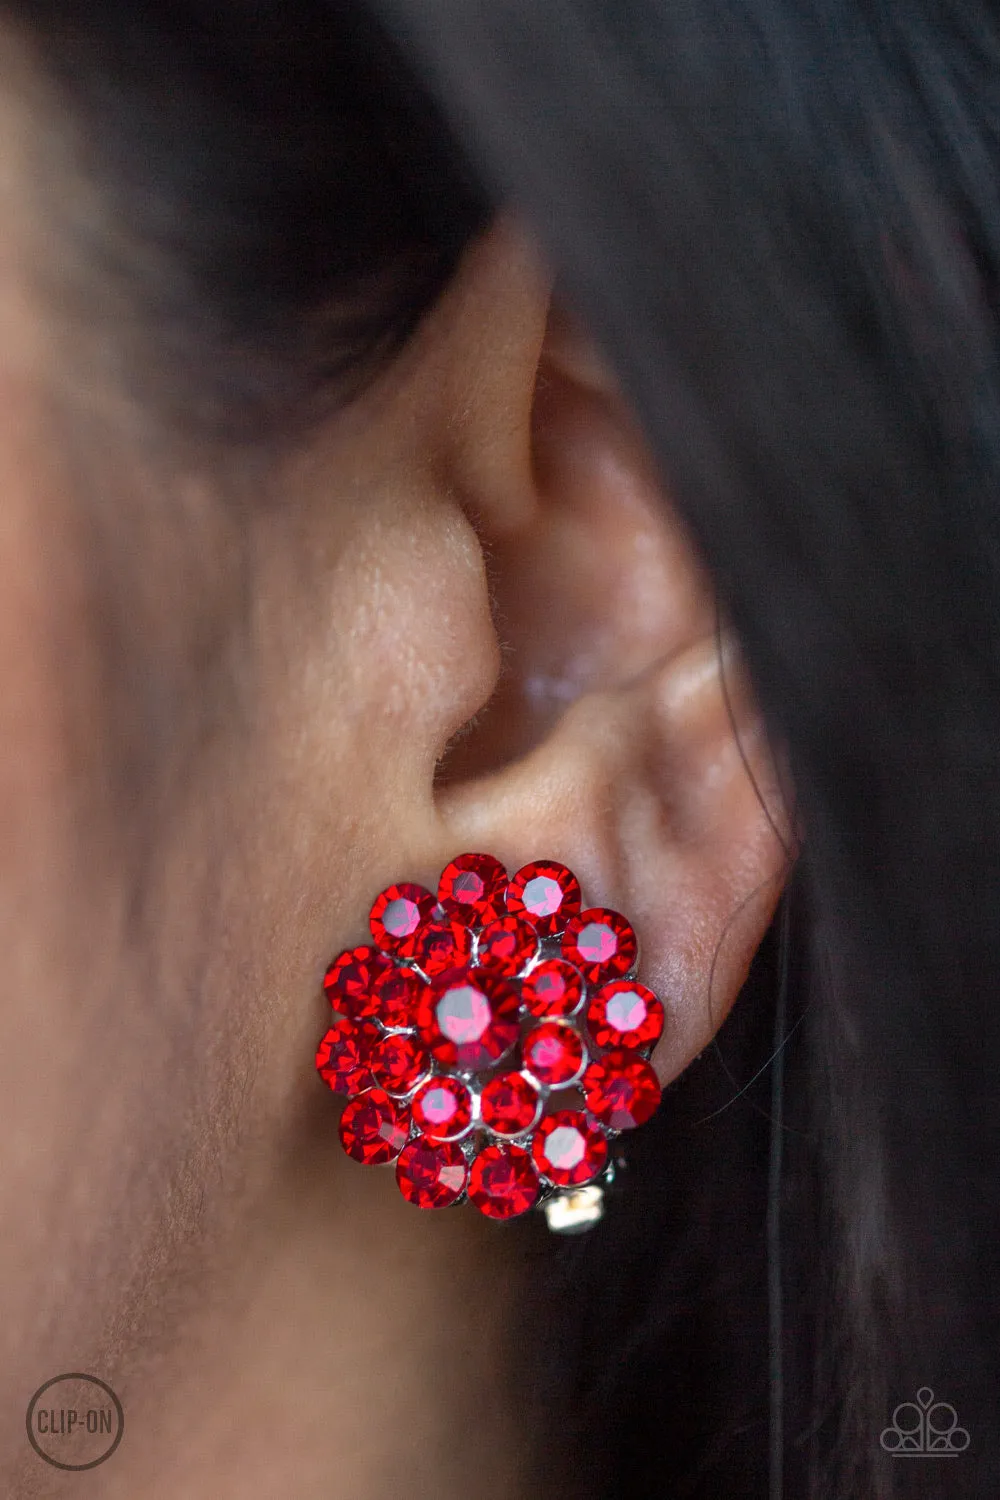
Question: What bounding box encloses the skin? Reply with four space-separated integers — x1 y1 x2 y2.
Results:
0 67 794 1498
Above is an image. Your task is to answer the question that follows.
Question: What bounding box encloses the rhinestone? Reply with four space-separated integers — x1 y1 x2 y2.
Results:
369 883 436 959
410 1076 474 1141
582 1048 662 1129
587 980 664 1050
476 915 538 975
410 916 473 977
468 1143 541 1220
507 860 582 936
315 1019 378 1096
368 1032 431 1096
396 1136 468 1208
338 1089 410 1164
562 908 637 983
522 1021 587 1087
437 853 509 925
532 1110 609 1186
480 1072 541 1136
323 945 391 1020
416 970 520 1072
374 965 424 1030
522 959 584 1018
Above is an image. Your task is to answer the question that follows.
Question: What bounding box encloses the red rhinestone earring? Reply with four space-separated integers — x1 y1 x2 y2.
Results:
316 854 664 1231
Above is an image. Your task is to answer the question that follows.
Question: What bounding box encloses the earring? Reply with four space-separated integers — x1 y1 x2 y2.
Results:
316 853 663 1232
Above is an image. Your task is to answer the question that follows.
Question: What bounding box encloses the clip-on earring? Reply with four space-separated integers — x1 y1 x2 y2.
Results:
316 854 663 1233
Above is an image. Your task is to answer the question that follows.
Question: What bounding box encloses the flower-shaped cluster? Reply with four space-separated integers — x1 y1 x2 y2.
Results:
316 854 663 1221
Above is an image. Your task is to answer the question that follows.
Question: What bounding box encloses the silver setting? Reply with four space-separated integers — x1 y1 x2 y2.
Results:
543 1184 606 1234
539 1153 622 1233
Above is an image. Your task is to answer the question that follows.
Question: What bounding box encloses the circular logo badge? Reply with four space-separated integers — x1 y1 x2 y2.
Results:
26 1374 124 1470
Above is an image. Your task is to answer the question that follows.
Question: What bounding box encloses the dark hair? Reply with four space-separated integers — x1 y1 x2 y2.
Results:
2 0 490 447
8 1 1000 1496
364 3 1000 1497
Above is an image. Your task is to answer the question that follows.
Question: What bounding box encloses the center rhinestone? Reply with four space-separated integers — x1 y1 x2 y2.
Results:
584 924 614 957
608 991 645 1030
438 984 491 1042
385 900 418 936
545 1125 585 1170
417 971 520 1071
524 877 561 917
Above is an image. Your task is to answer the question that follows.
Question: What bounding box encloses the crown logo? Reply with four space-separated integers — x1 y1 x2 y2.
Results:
880 1387 970 1456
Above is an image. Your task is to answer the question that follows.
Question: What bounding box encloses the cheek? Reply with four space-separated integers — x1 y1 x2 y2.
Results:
0 437 498 1403
169 487 502 1119
0 421 163 1405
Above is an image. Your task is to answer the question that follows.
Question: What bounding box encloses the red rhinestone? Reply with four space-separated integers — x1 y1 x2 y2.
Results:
522 1021 587 1087
369 883 436 959
562 908 637 982
587 980 664 1050
480 1072 541 1136
582 1048 662 1130
338 1089 410 1164
368 1032 431 1096
374 965 424 1030
437 853 509 925
522 959 585 1018
532 1110 609 1186
411 1076 474 1141
396 1136 468 1208
476 915 538 975
315 1020 379 1095
323 945 391 1020
468 1143 541 1220
416 970 520 1072
410 916 473 977
507 861 582 936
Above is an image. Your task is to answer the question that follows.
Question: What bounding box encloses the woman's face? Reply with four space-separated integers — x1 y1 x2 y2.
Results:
0 112 788 1483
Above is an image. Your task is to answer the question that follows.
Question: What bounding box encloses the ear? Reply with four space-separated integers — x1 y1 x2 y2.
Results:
428 222 795 1087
